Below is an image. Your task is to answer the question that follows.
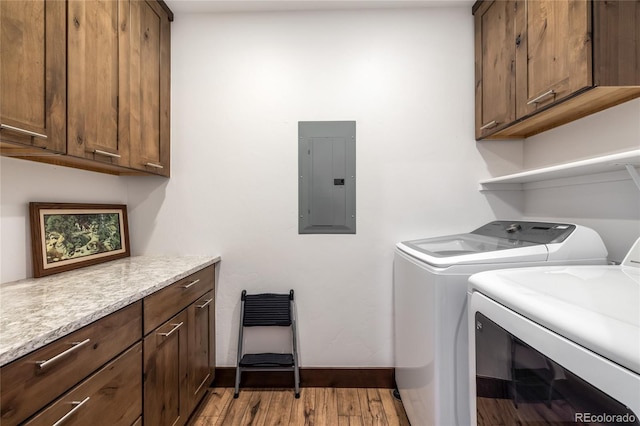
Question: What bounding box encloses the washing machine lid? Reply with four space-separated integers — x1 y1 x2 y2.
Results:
397 233 549 267
397 221 583 268
468 264 640 375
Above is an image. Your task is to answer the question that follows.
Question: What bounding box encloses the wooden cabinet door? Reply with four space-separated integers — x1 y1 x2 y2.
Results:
474 0 517 139
188 291 216 412
144 309 189 426
129 0 170 176
516 0 592 118
67 0 129 167
0 0 66 152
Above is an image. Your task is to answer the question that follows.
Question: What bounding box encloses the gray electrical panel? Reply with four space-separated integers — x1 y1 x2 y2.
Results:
298 121 356 234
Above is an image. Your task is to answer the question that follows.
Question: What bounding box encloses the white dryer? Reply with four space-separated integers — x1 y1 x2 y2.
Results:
468 238 640 425
394 221 608 426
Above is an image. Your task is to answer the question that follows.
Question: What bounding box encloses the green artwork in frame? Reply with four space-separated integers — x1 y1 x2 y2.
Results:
30 203 130 277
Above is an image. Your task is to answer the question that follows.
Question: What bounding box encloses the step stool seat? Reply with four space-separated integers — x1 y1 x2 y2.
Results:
240 353 294 368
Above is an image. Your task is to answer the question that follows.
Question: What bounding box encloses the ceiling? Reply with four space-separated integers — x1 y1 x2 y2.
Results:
163 0 474 14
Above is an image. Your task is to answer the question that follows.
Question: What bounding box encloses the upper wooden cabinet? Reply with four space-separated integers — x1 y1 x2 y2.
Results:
66 0 130 168
0 0 172 176
129 0 171 177
515 0 592 118
474 0 640 140
0 0 66 153
474 0 517 136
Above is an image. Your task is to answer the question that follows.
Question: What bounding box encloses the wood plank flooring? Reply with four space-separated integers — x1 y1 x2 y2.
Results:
188 388 411 426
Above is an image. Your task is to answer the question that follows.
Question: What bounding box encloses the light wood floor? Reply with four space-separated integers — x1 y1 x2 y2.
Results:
188 387 411 426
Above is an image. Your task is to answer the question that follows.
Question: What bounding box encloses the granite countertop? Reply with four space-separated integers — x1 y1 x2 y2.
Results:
0 255 220 367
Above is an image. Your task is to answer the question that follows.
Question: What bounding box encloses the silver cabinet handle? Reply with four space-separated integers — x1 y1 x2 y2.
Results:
527 89 555 105
94 149 121 158
157 322 183 337
181 279 200 289
0 123 47 139
145 162 164 169
52 396 90 426
36 339 91 370
479 120 499 130
196 298 213 309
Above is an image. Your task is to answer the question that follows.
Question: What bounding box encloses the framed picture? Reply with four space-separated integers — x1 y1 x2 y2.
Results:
29 203 130 277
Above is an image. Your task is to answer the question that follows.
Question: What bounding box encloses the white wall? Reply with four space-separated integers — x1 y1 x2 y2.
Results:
126 8 519 367
523 99 640 168
2 5 634 368
521 99 640 262
0 157 129 282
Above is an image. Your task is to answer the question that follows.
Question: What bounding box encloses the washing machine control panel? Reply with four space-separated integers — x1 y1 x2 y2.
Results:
472 221 576 244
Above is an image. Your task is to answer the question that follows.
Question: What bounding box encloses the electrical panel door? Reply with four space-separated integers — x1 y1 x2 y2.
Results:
298 121 356 234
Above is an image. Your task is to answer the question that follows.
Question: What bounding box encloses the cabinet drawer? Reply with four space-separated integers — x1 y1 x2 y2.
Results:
24 342 142 426
144 266 214 335
0 301 142 426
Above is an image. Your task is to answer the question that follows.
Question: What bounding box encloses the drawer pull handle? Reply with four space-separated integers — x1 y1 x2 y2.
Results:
479 120 499 130
36 339 91 370
158 322 184 337
0 123 48 139
145 162 164 169
94 149 121 158
196 298 213 309
182 279 200 289
52 396 90 426
527 89 555 105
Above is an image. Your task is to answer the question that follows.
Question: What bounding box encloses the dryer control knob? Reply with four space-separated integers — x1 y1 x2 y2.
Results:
506 223 522 233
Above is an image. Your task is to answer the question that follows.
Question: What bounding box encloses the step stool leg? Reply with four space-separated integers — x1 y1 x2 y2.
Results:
291 294 300 399
235 293 247 398
234 367 242 399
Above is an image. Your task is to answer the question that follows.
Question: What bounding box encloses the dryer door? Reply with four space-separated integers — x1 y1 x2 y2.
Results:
469 293 640 425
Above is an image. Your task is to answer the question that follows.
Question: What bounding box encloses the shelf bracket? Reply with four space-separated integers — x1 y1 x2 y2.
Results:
624 164 640 191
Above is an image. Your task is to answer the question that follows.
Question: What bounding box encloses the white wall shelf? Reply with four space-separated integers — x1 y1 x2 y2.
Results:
479 149 640 191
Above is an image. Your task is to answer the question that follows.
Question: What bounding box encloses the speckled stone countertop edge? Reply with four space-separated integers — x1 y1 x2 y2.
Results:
0 256 221 367
0 297 144 367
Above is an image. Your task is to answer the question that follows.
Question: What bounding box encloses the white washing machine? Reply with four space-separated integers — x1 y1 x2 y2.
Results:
468 238 640 425
393 221 608 426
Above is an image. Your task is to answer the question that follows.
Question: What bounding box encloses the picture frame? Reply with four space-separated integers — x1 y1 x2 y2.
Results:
29 202 130 278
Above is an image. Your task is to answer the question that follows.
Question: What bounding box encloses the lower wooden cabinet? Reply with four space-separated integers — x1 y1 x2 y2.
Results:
0 264 216 425
0 302 141 426
188 290 216 413
143 269 216 426
143 309 190 426
24 343 142 426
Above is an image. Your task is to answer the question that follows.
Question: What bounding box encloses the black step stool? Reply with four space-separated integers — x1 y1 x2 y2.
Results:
234 289 300 398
